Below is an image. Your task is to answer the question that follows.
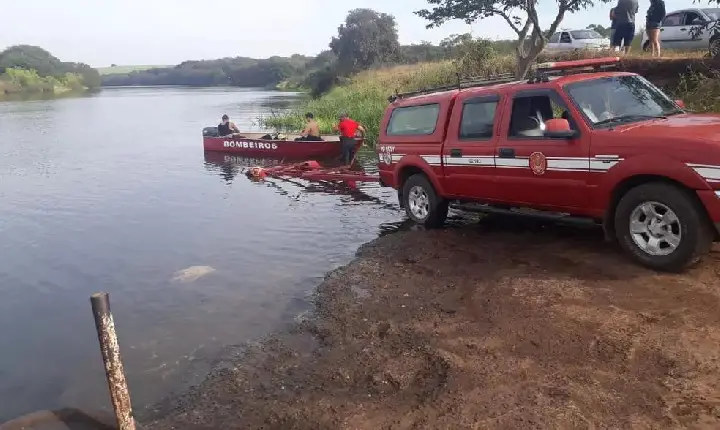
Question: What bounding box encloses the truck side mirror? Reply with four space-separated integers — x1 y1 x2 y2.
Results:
675 99 686 109
544 118 577 139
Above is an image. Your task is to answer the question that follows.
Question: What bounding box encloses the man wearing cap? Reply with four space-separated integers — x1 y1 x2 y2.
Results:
217 114 240 137
333 112 365 165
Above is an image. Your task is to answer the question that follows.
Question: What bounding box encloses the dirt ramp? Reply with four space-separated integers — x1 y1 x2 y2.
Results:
148 217 720 429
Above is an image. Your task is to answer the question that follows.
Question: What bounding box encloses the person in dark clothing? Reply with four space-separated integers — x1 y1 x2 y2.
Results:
646 0 666 57
294 112 323 141
217 114 240 137
612 0 639 53
333 112 365 165
610 7 617 48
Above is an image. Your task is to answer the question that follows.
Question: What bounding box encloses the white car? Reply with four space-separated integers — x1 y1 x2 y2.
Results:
545 29 611 52
641 7 720 56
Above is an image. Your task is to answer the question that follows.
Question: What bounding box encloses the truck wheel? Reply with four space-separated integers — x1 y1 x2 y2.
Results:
614 183 713 272
642 40 650 52
402 174 448 228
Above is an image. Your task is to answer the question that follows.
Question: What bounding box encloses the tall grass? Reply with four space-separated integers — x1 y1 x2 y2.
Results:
261 51 719 147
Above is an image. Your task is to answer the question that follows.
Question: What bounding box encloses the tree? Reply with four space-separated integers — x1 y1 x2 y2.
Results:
329 8 401 74
587 24 611 38
416 0 609 79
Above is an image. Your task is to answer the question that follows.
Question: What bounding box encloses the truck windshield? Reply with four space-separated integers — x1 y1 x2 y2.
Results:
565 75 683 127
570 30 603 39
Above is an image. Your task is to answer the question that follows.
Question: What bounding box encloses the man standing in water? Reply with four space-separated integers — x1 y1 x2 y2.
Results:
217 114 240 137
611 0 639 54
333 112 365 165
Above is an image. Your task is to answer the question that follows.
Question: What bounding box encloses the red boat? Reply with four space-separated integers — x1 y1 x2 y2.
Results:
202 129 364 158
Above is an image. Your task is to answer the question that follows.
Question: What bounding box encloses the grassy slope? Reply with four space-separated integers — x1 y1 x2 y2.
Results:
262 51 719 147
97 65 170 75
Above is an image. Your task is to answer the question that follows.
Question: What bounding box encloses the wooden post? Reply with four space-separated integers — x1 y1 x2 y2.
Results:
90 292 136 430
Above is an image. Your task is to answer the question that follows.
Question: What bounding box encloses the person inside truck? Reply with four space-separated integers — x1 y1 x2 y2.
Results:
509 96 564 137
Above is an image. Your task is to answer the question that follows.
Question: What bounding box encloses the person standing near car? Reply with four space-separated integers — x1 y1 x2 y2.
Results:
612 0 639 54
646 0 666 57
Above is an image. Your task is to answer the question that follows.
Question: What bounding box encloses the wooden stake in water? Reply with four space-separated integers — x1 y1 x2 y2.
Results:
90 292 136 430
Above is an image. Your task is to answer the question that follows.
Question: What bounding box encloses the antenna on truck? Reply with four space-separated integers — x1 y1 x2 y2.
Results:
387 72 517 103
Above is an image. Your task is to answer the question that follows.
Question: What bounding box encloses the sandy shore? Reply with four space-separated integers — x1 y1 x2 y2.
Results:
147 215 720 430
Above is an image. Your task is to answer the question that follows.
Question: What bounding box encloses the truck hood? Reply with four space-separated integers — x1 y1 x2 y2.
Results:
614 114 720 142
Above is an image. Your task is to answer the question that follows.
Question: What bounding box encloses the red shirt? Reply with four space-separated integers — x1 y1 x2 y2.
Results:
338 118 359 138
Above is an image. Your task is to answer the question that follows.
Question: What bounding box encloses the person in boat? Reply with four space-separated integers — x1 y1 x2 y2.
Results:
333 112 365 165
217 114 240 137
295 112 323 141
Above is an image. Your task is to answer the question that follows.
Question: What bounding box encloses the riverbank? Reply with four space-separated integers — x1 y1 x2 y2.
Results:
262 52 720 147
147 214 720 429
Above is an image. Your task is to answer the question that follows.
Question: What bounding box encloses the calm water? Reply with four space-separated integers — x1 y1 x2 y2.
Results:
0 87 403 422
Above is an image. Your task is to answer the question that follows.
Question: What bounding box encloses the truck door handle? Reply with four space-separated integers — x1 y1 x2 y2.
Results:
680 28 687 31
498 148 515 158
450 148 462 157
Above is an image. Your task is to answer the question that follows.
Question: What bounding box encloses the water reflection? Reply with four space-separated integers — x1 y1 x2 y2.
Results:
202 150 396 210
0 86 404 422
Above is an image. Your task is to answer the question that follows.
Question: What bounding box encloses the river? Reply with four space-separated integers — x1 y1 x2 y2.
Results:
0 87 403 422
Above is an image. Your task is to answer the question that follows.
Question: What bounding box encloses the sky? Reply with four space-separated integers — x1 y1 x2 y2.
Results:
1 0 696 67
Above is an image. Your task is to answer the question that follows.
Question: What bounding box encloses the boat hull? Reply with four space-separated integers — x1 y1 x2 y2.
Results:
203 135 363 159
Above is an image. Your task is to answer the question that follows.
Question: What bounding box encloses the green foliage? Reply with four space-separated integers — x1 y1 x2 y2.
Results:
672 72 720 112
587 24 612 38
0 67 87 95
415 0 611 78
0 45 101 95
263 50 720 148
261 55 515 146
329 8 401 75
101 55 315 88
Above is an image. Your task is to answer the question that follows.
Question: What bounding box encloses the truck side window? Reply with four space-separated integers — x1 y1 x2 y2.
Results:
459 100 498 140
549 33 560 43
560 32 572 43
509 93 575 138
386 103 441 136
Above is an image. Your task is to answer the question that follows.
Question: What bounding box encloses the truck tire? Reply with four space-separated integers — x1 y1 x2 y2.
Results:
402 173 448 228
642 40 650 52
614 183 713 272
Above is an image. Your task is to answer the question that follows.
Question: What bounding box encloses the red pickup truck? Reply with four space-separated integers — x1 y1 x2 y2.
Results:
376 57 720 272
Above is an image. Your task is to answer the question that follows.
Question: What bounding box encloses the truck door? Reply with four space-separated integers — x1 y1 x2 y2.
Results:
441 93 500 200
494 88 590 211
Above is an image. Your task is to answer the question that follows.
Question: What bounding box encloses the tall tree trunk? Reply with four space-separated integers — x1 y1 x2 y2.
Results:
514 35 546 79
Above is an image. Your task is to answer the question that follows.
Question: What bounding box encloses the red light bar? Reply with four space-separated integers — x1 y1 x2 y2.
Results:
536 56 621 71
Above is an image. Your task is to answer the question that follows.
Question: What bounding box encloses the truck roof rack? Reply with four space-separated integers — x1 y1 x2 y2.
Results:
528 56 622 83
388 72 517 103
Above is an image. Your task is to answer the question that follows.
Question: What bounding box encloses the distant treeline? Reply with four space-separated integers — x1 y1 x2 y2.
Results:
0 45 101 95
99 45 457 90
100 39 518 94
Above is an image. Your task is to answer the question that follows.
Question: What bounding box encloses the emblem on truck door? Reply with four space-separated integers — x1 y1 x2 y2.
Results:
529 152 547 175
378 145 396 165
